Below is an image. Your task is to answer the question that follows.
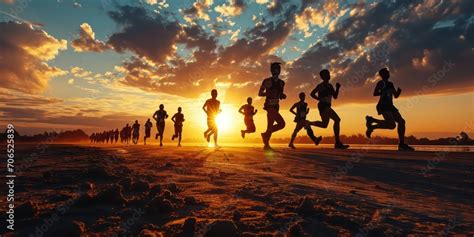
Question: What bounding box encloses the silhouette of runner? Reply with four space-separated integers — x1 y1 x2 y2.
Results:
309 69 349 149
259 62 286 150
90 133 94 143
203 89 221 147
153 104 168 146
120 126 125 144
128 125 132 144
289 92 322 149
132 120 140 144
124 124 131 144
238 97 257 138
171 107 185 147
144 118 152 145
109 130 114 143
114 129 119 143
365 68 415 151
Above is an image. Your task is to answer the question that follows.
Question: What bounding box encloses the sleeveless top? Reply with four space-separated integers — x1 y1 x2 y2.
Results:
242 104 255 120
263 77 285 109
174 113 184 125
317 82 335 105
294 101 308 122
377 80 395 106
155 110 168 124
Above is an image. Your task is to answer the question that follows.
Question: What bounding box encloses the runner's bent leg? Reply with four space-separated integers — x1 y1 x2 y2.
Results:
269 110 285 133
393 111 406 144
326 108 341 143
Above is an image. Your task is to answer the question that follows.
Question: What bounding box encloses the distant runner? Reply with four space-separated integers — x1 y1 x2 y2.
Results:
238 97 257 138
203 89 221 147
132 120 140 144
114 129 119 143
124 124 131 144
171 107 185 147
288 92 322 149
309 69 349 149
127 125 132 144
153 104 168 147
120 127 125 144
258 62 286 150
144 118 152 145
365 68 415 151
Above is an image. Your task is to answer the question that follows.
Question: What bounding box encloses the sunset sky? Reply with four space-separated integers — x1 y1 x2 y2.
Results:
0 0 473 141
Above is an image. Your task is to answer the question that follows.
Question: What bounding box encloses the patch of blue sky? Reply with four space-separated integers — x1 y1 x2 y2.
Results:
175 43 195 61
432 19 456 29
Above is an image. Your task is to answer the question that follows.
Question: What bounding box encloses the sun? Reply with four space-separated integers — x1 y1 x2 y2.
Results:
215 106 235 133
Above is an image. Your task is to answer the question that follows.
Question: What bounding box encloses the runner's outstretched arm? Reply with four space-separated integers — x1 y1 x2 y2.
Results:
394 87 402 98
280 82 286 99
253 109 258 115
258 83 267 97
334 83 341 99
310 86 319 100
289 103 297 115
202 102 208 114
373 83 382 96
238 105 245 115
171 114 176 123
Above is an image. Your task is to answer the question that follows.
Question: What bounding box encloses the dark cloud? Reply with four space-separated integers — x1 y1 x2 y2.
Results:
0 22 67 94
2 107 48 119
0 91 63 107
178 24 218 52
219 19 292 65
107 5 181 63
110 4 297 100
106 1 473 106
287 0 474 104
72 23 110 52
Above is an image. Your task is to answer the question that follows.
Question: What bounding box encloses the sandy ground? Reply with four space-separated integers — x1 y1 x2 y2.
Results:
2 144 474 236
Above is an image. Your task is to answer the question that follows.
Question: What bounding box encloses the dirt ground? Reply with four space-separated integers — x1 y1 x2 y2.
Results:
2 144 473 236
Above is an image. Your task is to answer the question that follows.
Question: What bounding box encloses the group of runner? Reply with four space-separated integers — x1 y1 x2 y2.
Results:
90 123 139 144
90 129 118 144
91 63 414 151
235 62 414 151
149 105 185 146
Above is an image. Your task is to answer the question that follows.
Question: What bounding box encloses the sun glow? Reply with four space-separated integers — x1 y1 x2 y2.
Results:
216 106 236 133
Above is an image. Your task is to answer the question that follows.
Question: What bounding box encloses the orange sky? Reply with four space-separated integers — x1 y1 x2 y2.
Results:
0 1 473 140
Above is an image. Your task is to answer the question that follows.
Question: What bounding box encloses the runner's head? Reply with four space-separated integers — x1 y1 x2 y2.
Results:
319 69 330 81
147 118 150 122
379 68 390 80
270 62 281 77
159 104 164 110
178 107 182 112
247 97 252 105
211 89 218 98
135 120 138 123
299 92 305 101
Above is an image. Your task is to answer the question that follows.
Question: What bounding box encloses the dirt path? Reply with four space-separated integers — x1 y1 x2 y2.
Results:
2 144 473 236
